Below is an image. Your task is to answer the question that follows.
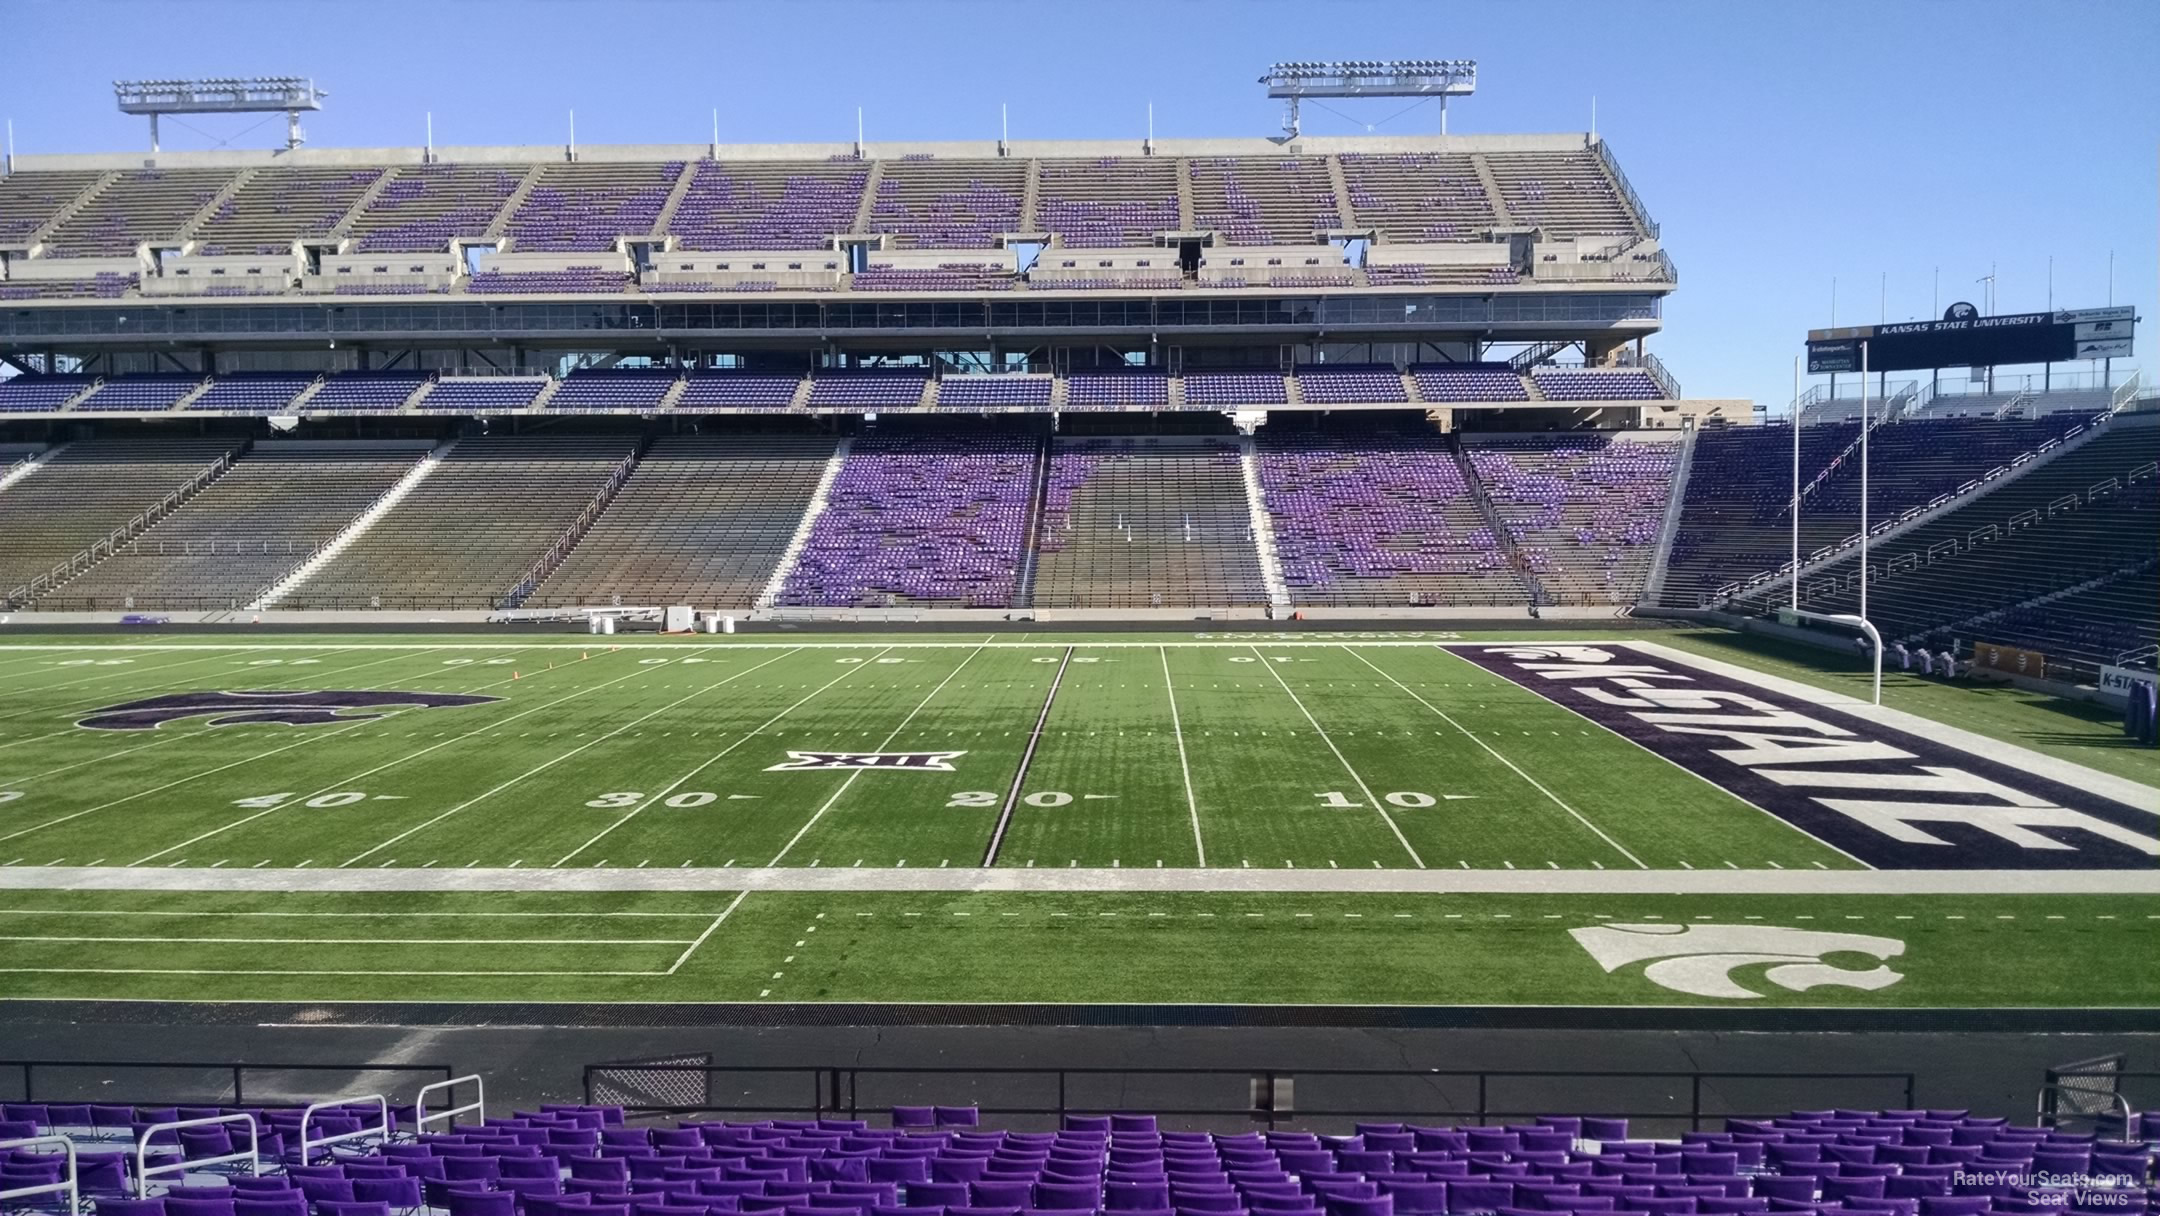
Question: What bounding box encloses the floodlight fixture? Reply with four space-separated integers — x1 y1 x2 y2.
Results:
1259 59 1477 136
113 76 327 152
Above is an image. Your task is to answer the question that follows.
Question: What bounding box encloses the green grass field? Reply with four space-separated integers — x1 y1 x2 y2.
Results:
0 628 2151 1008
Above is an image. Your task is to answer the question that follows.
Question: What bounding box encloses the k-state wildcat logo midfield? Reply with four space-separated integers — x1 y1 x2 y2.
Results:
76 690 501 731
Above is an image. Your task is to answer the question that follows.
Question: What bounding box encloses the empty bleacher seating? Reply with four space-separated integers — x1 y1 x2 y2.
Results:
1482 149 1639 238
1034 157 1181 248
1662 414 2099 606
505 162 682 252
192 167 386 254
1257 433 1523 607
418 376 550 412
528 435 835 609
283 436 638 609
1464 432 1679 605
0 374 95 412
1338 152 1496 242
1030 438 1269 609
3 1095 2150 1216
348 163 526 252
32 444 427 610
41 167 234 256
867 158 1026 249
1751 416 2160 667
1187 156 1341 245
666 158 869 250
0 169 104 244
0 439 239 601
779 434 1035 608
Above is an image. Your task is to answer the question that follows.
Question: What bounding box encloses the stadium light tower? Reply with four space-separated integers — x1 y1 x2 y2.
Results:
114 76 327 153
1259 60 1477 138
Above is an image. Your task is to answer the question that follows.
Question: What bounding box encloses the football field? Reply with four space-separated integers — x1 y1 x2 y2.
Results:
0 629 2152 1008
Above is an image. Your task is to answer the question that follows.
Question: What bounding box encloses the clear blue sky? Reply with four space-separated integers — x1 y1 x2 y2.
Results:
3 0 2154 409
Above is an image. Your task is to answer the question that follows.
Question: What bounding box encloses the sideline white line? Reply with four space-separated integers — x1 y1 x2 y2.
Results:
664 890 751 974
766 643 990 867
552 647 847 866
0 965 671 977
1345 645 1649 870
0 908 718 918
0 637 1591 653
0 865 2146 895
1251 644 1425 869
0 934 694 946
1161 645 1205 867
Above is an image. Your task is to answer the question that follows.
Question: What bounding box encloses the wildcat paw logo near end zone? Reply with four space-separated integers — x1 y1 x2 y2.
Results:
766 751 967 772
1570 923 1906 1000
77 690 502 731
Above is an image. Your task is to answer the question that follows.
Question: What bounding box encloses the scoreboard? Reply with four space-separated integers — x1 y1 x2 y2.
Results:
1806 304 2136 374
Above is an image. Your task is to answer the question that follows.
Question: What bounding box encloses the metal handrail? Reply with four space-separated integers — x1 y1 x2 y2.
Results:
500 446 642 608
136 1113 259 1198
5 447 239 606
1719 410 2120 601
243 443 451 611
1588 136 1659 241
583 1062 1915 1132
298 1094 389 1164
1 1059 456 1106
2035 1083 2137 1135
414 1073 486 1135
0 1135 77 1214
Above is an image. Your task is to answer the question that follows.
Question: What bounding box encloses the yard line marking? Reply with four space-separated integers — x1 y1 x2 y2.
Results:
0 718 393 847
1253 645 1424 869
767 643 989 867
337 661 774 868
664 890 752 974
982 646 1073 867
1344 645 1647 870
1159 645 1206 867
126 653 664 866
553 647 843 866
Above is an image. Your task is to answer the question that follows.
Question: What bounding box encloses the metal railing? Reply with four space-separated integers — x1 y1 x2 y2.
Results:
583 1062 1915 1132
135 1113 258 1197
1 1058 456 1105
4 447 240 607
501 445 644 609
0 1135 77 1214
1588 136 1660 241
297 1094 390 1165
245 451 447 610
414 1074 486 1136
1711 411 2120 604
